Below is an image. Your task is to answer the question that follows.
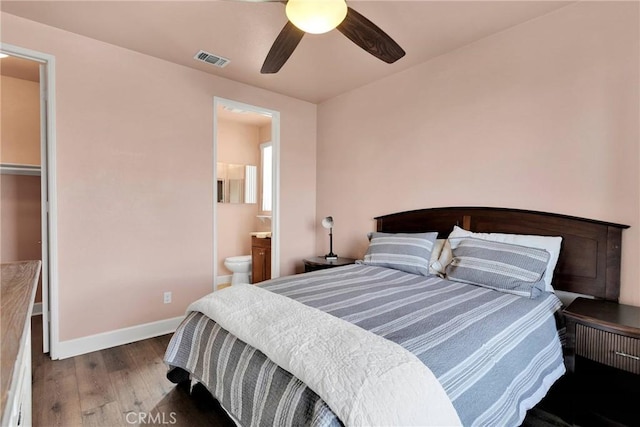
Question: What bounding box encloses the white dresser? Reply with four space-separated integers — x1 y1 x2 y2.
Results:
1 261 41 427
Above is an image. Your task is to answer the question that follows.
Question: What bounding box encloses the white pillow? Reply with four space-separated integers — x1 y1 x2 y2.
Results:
428 239 446 275
444 226 562 292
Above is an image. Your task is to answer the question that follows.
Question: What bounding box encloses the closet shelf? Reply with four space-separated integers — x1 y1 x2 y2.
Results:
0 163 41 176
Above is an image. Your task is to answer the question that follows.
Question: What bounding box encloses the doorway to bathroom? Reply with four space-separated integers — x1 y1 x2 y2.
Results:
213 97 280 290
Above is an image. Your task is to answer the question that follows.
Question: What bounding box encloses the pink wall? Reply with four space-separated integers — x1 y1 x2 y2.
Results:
1 12 317 341
317 2 640 306
217 119 261 277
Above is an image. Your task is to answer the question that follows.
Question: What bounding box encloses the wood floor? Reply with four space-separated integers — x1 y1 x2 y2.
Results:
31 316 235 427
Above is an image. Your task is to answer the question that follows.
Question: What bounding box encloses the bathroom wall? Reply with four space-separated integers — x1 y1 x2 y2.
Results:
259 124 271 144
217 118 262 279
254 122 273 232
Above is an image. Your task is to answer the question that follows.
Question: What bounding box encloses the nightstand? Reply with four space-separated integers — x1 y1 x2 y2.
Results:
303 256 357 273
564 298 640 374
564 297 640 426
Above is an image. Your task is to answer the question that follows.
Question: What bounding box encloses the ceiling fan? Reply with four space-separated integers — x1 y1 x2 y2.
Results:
242 0 406 74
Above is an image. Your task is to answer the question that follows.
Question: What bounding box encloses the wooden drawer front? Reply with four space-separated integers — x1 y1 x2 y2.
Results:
576 324 640 374
252 236 271 249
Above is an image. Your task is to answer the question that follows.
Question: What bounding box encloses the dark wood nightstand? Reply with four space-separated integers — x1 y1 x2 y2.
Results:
303 256 357 273
564 297 640 426
564 297 640 374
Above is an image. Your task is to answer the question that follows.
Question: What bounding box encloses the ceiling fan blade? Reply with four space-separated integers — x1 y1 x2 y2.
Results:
261 21 305 74
337 7 405 64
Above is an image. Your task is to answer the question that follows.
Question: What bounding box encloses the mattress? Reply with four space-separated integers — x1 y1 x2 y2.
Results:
165 264 565 426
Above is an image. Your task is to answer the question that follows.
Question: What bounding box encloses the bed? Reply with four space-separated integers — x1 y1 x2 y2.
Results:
164 207 628 426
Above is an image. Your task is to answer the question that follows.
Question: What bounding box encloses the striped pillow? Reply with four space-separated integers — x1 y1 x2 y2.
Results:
363 232 438 276
445 237 550 299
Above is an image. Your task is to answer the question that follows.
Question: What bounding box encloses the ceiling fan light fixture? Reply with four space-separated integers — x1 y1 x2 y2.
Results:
285 0 348 35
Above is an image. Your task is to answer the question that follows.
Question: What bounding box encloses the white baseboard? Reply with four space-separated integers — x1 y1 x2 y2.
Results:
216 275 232 286
32 302 42 316
55 316 184 360
216 274 254 288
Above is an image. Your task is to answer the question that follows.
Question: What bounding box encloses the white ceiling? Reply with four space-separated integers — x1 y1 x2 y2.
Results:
1 1 572 103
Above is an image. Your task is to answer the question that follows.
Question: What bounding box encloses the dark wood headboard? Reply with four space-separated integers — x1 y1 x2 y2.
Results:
375 207 629 301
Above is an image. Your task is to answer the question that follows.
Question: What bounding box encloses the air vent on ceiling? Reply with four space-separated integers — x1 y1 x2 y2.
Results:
194 50 230 68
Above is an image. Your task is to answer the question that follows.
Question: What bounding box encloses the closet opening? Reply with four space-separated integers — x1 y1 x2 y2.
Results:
0 44 57 358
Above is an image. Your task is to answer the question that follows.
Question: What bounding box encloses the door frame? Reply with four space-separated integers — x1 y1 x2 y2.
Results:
1 43 59 358
212 97 281 289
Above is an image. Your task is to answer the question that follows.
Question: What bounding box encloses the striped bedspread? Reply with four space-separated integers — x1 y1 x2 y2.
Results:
165 264 565 426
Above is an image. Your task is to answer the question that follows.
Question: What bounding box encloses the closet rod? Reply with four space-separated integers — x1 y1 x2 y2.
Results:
0 163 41 176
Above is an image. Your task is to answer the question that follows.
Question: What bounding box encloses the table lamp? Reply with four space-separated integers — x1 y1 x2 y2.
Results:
322 216 338 260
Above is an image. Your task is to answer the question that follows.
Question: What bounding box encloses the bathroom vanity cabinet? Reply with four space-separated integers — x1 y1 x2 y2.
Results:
251 236 271 284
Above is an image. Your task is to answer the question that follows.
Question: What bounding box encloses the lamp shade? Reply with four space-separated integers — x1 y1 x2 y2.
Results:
286 0 348 34
321 216 334 229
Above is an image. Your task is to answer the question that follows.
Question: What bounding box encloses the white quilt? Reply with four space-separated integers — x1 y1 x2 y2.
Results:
187 284 461 426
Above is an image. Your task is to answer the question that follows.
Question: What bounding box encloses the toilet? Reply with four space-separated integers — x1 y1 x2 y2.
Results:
224 255 252 285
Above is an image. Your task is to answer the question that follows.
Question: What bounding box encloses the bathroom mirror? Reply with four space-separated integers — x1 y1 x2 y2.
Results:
217 162 257 204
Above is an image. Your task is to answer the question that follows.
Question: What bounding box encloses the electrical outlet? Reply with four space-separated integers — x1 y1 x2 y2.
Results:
163 291 172 304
